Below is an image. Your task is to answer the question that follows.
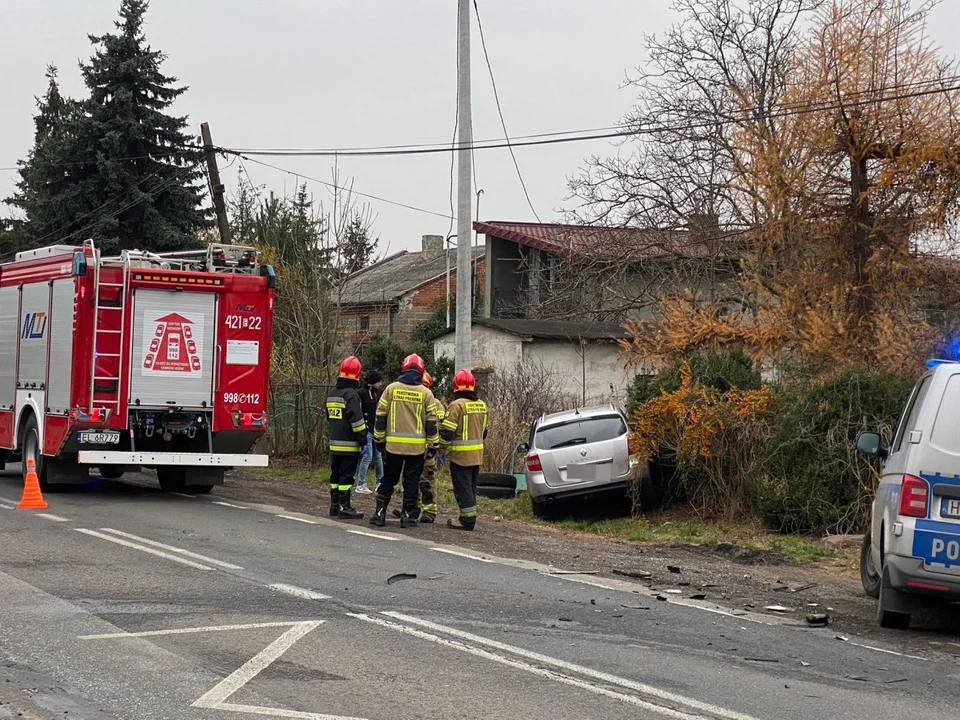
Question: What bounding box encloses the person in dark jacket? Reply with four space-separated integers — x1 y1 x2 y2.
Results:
353 370 384 494
325 356 367 519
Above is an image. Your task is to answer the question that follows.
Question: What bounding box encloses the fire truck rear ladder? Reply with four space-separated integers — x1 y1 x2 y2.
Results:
90 246 130 412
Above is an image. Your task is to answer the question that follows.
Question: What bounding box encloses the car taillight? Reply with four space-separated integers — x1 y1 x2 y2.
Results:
526 453 542 472
627 435 636 456
898 474 929 518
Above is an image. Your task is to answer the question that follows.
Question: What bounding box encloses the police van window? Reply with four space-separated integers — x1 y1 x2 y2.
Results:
894 375 932 453
931 374 960 454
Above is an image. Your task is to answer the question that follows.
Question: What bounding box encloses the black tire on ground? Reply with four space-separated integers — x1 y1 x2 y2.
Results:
877 563 911 629
157 466 187 492
860 531 881 599
477 485 515 500
531 498 553 519
21 413 50 491
477 473 518 490
186 485 214 495
98 467 125 480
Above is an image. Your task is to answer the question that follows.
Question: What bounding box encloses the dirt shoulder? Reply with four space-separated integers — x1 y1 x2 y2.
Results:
218 470 960 660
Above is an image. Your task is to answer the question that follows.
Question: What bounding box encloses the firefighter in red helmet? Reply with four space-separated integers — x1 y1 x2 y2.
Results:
393 370 443 523
440 369 488 530
324 356 367 520
372 353 439 527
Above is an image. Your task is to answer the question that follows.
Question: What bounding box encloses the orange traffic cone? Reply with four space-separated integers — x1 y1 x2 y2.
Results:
18 458 48 510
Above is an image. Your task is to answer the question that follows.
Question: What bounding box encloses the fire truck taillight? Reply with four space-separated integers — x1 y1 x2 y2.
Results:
71 407 111 424
231 411 267 429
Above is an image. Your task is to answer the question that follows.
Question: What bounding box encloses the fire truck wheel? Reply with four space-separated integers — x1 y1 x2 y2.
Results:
20 414 49 491
98 467 125 480
186 485 214 495
156 466 187 492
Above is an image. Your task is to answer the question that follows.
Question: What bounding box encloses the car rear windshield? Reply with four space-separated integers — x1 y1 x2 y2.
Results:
535 415 627 450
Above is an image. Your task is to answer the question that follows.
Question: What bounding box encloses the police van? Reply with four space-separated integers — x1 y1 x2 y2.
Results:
857 359 960 628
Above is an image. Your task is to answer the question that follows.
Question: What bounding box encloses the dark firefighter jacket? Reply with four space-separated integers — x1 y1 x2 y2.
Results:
326 379 368 455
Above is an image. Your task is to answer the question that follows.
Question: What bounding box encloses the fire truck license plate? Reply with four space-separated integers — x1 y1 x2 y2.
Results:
77 431 121 445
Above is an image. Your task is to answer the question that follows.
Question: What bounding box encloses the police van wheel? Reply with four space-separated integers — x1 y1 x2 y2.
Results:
860 531 881 599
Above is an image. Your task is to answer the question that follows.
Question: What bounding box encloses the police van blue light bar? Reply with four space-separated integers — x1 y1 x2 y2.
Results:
926 359 959 368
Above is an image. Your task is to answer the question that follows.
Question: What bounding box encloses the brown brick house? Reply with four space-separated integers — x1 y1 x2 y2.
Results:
335 235 485 346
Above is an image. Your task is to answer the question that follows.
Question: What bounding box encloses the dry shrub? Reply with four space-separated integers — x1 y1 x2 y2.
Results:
478 361 577 474
631 363 772 517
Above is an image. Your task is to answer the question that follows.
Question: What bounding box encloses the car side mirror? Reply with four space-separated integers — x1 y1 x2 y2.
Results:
856 431 887 459
516 442 529 454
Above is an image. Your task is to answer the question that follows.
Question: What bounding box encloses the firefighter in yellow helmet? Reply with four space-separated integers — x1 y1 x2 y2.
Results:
393 371 444 523
372 354 440 527
440 369 488 530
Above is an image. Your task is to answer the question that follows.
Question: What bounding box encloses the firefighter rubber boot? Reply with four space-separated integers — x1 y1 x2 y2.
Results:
419 507 437 524
337 490 364 520
400 510 420 528
328 488 341 517
447 516 476 531
369 495 389 527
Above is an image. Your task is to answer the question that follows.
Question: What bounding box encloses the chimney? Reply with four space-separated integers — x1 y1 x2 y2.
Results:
421 234 444 259
686 213 719 240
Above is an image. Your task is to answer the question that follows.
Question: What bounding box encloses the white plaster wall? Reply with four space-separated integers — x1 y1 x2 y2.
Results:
433 325 523 372
521 340 640 407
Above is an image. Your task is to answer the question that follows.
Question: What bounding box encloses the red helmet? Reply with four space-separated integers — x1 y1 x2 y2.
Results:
402 353 425 373
422 371 433 388
453 369 476 392
338 356 362 381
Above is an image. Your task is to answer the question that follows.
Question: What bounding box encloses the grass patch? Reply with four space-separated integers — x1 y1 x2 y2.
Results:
250 464 844 564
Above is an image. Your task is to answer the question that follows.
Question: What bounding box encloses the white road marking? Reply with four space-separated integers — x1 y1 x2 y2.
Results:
553 574 623 591
0 502 16 510
170 492 196 498
277 515 317 525
212 501 250 509
267 583 330 600
212 702 368 720
80 621 303 640
383 611 759 720
75 529 212 571
192 621 323 708
35 513 70 522
350 613 710 720
845 639 927 661
347 530 400 541
98 528 243 570
430 547 495 563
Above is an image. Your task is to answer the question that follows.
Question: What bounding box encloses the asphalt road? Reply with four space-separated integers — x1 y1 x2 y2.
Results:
1 467 959 720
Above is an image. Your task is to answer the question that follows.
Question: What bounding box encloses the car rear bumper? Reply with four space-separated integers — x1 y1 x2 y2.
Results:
886 553 960 600
529 479 631 504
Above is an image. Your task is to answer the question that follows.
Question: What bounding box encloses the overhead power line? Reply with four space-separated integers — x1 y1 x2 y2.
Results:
473 0 540 222
222 76 960 159
239 155 455 221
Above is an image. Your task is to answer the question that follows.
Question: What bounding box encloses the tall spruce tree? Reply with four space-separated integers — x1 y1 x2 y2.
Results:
69 0 208 253
4 65 80 246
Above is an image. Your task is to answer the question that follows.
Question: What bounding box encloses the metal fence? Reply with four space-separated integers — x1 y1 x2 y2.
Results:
267 383 334 462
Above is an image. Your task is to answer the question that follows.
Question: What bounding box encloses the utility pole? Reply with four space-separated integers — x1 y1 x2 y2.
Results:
455 0 473 371
201 122 232 245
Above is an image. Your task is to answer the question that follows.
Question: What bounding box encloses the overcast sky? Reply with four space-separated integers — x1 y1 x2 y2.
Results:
2 0 960 256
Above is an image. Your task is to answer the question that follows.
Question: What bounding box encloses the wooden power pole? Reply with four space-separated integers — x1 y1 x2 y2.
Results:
201 122 232 245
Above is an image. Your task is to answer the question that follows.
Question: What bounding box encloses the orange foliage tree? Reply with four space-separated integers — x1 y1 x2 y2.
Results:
575 0 960 375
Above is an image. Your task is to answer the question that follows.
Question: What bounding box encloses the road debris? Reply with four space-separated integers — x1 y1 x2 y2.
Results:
426 573 451 581
558 617 573 622
805 613 830 627
764 605 792 613
613 569 652 580
387 573 417 585
546 569 600 575
745 657 780 663
690 593 707 600
774 583 818 593
667 565 681 574
620 604 651 610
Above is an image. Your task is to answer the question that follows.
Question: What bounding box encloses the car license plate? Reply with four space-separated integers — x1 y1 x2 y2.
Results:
942 498 960 520
77 431 121 445
566 463 612 482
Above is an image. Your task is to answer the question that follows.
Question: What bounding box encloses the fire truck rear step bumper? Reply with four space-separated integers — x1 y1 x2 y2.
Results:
77 452 269 467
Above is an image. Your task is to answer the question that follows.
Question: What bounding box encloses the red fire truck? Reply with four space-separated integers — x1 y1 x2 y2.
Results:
0 240 274 493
